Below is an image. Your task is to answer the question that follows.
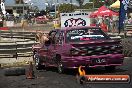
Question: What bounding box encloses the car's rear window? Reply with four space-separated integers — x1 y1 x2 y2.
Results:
66 28 109 43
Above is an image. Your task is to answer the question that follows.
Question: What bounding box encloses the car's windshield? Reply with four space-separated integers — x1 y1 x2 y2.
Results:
66 28 110 43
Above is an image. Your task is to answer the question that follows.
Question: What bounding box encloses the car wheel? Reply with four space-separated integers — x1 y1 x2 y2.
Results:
56 55 63 74
33 51 37 60
4 67 25 76
105 66 116 72
35 56 43 70
57 62 63 74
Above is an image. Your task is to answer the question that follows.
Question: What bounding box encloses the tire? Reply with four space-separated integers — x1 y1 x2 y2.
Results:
34 55 43 70
33 51 37 60
105 66 116 72
4 67 25 76
56 55 63 74
57 62 63 74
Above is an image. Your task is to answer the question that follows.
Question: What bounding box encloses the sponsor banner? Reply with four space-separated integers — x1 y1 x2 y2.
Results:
83 75 130 83
6 21 14 27
119 0 129 32
60 12 90 27
1 1 6 15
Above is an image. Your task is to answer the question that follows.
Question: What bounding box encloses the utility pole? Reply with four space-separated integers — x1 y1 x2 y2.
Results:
70 0 72 12
92 0 95 11
23 1 25 15
55 0 57 18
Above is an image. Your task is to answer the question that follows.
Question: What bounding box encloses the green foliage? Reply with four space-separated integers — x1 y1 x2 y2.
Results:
57 0 118 13
89 0 117 7
58 3 78 13
32 6 39 13
82 3 93 9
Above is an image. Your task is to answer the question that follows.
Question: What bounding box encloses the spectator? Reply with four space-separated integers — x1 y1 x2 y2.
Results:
100 20 108 32
96 18 101 27
114 18 119 32
40 33 49 44
128 17 132 24
104 17 110 32
109 17 113 32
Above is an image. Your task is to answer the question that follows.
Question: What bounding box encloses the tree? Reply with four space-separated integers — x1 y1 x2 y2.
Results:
89 0 116 8
32 6 39 13
76 0 84 9
15 0 24 4
58 3 78 13
82 3 93 9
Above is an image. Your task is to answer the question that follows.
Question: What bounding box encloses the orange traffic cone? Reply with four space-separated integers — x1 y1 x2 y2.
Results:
26 62 35 79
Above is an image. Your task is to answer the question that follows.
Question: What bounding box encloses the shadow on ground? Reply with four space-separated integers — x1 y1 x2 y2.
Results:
35 66 128 76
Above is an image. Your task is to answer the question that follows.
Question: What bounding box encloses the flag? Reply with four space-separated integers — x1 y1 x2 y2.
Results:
1 1 6 15
118 0 129 33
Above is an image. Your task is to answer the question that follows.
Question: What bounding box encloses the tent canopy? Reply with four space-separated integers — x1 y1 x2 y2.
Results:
110 0 120 8
90 6 119 18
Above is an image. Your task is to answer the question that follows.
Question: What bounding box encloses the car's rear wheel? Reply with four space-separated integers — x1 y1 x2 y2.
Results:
105 66 116 72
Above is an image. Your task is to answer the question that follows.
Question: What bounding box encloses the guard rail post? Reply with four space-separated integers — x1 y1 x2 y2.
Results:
0 30 1 41
10 29 13 39
15 41 18 59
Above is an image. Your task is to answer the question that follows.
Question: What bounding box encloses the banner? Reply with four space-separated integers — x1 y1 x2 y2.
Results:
60 12 90 27
119 0 129 32
1 1 6 15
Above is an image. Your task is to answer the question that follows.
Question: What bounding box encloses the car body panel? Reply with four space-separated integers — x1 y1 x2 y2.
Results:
32 26 124 68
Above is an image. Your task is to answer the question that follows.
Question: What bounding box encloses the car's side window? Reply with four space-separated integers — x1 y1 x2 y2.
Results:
56 31 64 45
49 31 57 44
54 31 60 44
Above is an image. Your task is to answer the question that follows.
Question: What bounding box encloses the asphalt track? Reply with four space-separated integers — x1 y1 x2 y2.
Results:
0 57 132 88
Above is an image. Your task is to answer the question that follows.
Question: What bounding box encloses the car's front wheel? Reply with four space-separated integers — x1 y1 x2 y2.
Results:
33 51 37 60
56 55 63 74
34 55 43 70
57 62 63 74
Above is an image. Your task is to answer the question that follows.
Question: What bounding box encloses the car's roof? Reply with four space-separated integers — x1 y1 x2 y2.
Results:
51 26 101 33
58 26 100 31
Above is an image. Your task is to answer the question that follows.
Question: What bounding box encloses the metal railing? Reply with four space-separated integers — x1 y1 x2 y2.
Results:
0 31 38 58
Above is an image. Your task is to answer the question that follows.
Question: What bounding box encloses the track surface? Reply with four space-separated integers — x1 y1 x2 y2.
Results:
0 57 132 88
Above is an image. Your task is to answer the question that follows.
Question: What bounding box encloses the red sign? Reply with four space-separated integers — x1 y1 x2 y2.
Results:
0 27 9 30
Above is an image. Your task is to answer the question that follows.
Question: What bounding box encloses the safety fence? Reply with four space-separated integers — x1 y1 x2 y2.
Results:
9 23 54 32
0 41 38 58
0 30 132 58
0 31 38 58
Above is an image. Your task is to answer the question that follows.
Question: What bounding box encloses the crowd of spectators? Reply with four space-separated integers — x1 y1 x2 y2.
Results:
90 16 119 33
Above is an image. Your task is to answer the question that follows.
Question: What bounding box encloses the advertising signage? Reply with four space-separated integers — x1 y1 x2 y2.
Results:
60 12 90 28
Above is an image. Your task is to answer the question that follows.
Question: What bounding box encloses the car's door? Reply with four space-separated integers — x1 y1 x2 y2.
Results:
51 31 65 65
46 30 58 64
55 31 65 53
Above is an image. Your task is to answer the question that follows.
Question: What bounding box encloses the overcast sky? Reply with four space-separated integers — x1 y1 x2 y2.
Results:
5 0 90 10
29 0 90 10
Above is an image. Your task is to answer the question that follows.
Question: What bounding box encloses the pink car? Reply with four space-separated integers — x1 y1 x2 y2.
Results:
36 16 49 24
32 26 124 73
